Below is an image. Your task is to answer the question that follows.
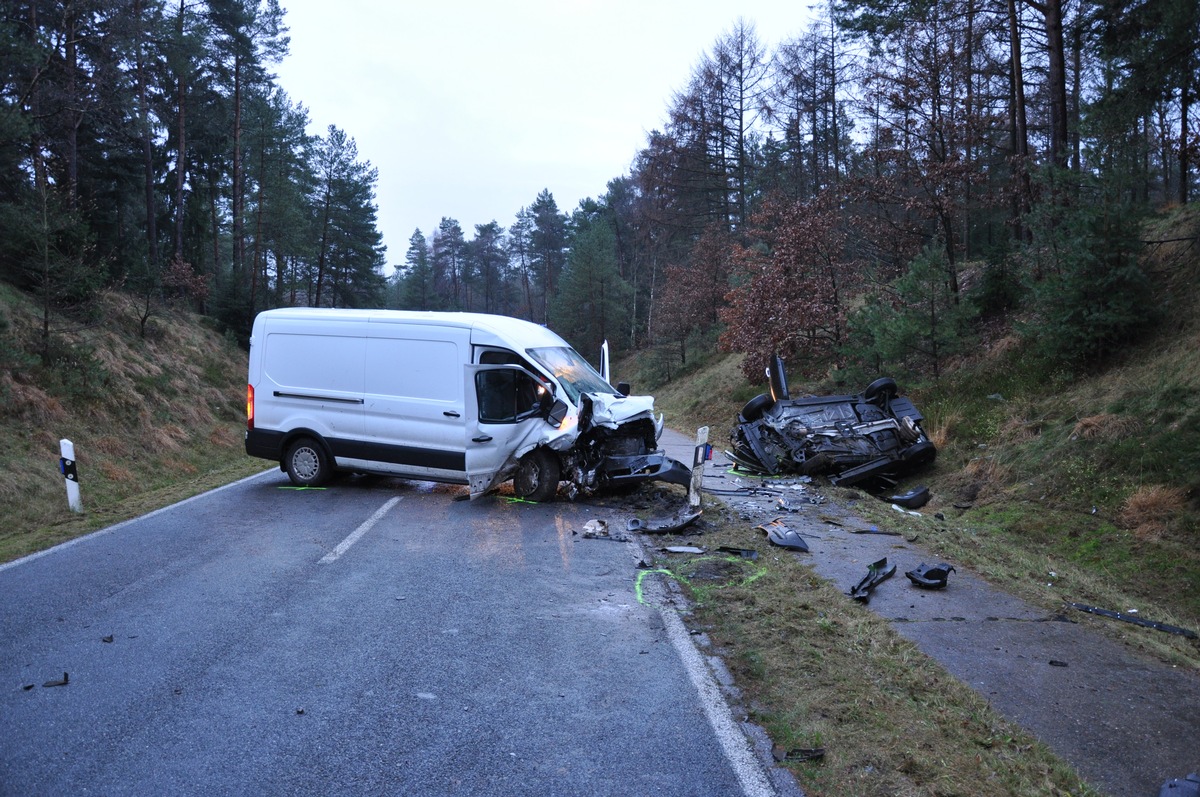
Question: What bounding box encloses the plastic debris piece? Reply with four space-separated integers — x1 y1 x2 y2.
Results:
777 496 804 512
1067 602 1197 639
1159 773 1200 797
662 546 706 554
626 509 703 534
851 526 901 536
772 746 826 763
717 546 759 560
582 519 630 542
888 485 930 509
905 562 956 589
848 558 896 602
43 672 69 687
757 518 810 552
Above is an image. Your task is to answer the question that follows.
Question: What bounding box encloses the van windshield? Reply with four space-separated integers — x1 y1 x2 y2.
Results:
527 346 615 404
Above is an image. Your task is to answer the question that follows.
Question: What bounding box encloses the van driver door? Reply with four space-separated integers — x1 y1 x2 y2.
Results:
463 364 551 498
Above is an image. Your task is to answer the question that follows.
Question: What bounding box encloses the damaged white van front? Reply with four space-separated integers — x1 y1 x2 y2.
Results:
245 308 689 501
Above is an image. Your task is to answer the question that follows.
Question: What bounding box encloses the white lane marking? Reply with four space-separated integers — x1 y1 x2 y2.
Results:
319 497 401 564
635 546 777 797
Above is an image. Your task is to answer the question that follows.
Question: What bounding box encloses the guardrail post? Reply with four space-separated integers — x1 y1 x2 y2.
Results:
59 439 83 514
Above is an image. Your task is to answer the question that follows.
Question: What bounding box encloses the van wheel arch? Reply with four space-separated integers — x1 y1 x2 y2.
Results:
284 435 333 487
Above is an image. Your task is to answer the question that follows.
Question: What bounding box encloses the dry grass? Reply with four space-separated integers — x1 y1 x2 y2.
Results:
996 416 1042 446
1118 484 1188 541
1070 413 1141 441
0 287 261 562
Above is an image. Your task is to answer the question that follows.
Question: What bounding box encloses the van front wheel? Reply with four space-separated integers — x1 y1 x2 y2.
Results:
285 437 331 487
513 449 560 502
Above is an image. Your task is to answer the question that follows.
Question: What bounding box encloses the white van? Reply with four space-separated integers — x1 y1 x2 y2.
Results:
244 308 689 500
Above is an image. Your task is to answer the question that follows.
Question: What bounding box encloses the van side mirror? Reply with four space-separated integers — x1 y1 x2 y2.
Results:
546 399 568 427
616 381 630 397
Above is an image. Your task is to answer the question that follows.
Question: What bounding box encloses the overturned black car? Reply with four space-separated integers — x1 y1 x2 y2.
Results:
727 356 936 487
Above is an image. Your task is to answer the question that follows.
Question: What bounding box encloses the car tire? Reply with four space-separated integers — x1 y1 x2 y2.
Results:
740 393 775 422
864 377 898 404
900 440 937 467
285 437 331 487
513 448 560 502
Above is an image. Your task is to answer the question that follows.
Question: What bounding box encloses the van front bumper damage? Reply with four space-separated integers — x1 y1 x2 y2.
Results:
599 451 691 488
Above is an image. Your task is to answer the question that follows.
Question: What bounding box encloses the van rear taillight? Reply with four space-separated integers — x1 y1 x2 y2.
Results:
246 384 255 430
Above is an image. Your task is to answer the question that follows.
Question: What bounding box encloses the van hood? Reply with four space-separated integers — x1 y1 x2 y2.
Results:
585 392 664 439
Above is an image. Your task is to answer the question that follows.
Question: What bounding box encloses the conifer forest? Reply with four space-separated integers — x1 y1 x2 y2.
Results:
2 0 1196 381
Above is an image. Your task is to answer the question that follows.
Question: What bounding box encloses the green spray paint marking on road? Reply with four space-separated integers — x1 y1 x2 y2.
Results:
636 555 767 607
503 496 539 505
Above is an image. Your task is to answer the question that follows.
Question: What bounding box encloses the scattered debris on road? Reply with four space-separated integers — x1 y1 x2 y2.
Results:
1159 773 1200 797
772 746 826 763
905 562 956 589
581 518 630 542
757 517 810 552
42 672 69 687
626 508 702 534
848 558 896 602
717 546 759 560
1067 602 1198 639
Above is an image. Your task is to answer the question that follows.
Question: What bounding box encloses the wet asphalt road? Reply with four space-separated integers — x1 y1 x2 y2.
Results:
0 469 784 797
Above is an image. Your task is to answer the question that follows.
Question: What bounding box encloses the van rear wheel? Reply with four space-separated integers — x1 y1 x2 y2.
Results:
285 437 331 487
513 449 560 502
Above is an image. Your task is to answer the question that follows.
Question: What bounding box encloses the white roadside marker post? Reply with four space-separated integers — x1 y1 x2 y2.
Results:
59 439 83 513
689 426 709 509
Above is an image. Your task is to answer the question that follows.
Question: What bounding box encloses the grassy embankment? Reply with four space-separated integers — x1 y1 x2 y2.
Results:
0 285 267 562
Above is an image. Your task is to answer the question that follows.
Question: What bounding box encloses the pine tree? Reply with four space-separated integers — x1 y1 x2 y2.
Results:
551 222 632 359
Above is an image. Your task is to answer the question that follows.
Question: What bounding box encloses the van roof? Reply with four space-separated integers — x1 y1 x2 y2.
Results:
254 308 570 349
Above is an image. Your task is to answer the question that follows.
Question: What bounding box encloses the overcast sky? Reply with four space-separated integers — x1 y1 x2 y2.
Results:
273 1 814 271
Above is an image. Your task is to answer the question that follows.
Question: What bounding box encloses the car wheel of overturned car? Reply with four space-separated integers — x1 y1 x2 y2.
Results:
864 377 898 404
740 393 775 422
285 437 331 487
514 448 561 502
901 440 937 467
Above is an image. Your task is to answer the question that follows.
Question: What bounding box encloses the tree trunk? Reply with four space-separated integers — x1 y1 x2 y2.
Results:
135 0 158 267
173 0 187 261
232 52 244 282
1181 62 1192 205
64 8 79 209
1007 0 1031 237
1035 0 1069 168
